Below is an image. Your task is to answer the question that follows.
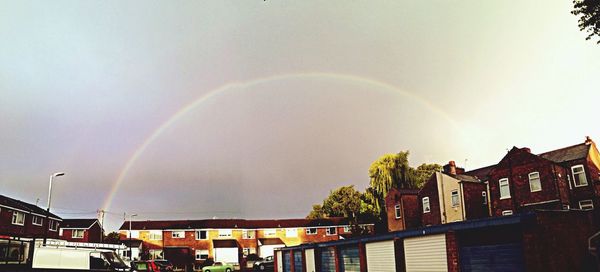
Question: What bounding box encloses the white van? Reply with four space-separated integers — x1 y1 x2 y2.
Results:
32 246 129 271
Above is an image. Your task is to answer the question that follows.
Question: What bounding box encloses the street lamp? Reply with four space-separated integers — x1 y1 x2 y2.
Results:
129 213 138 260
43 172 65 246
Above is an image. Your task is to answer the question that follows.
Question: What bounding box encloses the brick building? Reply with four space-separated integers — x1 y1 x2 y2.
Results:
59 218 104 243
0 194 62 239
384 188 419 232
118 218 373 270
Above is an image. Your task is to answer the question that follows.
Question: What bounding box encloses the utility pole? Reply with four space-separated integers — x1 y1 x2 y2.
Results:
97 209 105 242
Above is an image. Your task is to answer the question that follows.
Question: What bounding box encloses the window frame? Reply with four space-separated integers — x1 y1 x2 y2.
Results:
482 191 488 205
195 230 208 240
285 228 298 238
422 197 430 213
394 204 402 219
172 231 185 239
148 230 161 240
242 230 255 239
451 190 460 207
572 165 588 187
195 249 209 260
502 210 513 216
72 229 85 239
32 215 43 226
579 200 594 210
49 220 58 231
325 227 337 236
305 228 317 235
12 211 25 226
528 172 542 192
218 229 232 238
499 178 511 199
263 229 276 236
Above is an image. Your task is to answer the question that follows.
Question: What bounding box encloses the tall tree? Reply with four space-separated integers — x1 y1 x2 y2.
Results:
368 151 416 213
413 163 442 188
572 0 600 43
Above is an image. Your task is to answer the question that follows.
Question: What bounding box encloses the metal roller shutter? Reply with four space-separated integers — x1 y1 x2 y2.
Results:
294 251 303 272
365 240 396 272
305 249 316 272
320 247 336 272
283 252 291 272
460 243 524 272
404 234 448 272
339 246 360 272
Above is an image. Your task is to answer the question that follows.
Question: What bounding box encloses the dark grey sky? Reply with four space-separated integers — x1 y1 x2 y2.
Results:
1 1 599 231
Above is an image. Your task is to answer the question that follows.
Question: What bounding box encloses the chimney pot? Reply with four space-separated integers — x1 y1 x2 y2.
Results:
522 147 531 153
585 136 593 145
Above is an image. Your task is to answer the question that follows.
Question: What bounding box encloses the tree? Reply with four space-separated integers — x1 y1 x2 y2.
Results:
413 163 442 188
572 0 600 44
368 151 417 213
103 231 121 244
306 204 325 219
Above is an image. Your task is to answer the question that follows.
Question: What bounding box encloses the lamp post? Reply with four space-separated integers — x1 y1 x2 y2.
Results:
43 172 65 246
128 213 138 260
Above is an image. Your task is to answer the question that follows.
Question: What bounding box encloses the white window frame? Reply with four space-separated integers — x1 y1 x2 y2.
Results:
482 191 488 205
451 190 460 207
422 197 430 213
49 220 58 231
218 229 232 238
306 228 317 235
394 204 402 219
572 165 588 187
325 227 337 236
147 230 160 240
579 200 594 210
172 231 185 239
12 211 25 226
263 229 276 236
32 215 43 226
72 229 85 238
343 226 351 233
502 210 513 216
285 228 298 238
528 172 542 192
196 230 208 240
195 249 209 260
499 178 511 199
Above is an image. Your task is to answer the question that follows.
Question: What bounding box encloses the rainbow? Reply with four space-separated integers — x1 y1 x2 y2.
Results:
102 72 457 212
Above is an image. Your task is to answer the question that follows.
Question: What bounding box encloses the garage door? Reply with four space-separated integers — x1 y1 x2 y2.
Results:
366 240 396 272
293 251 303 272
214 248 238 264
404 234 448 272
339 246 360 272
304 249 315 272
320 247 336 272
460 243 524 272
283 252 291 272
261 245 284 258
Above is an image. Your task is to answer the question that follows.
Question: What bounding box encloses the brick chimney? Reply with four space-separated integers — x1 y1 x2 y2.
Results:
443 161 465 175
585 136 593 145
522 147 531 153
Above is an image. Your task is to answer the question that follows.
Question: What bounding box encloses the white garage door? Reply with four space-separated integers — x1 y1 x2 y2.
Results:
304 249 315 272
214 248 238 264
365 240 396 272
404 234 448 272
260 245 284 258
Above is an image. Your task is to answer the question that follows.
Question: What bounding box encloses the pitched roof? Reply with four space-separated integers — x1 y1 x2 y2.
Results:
259 238 285 246
0 194 61 220
60 219 98 229
119 218 357 231
464 164 495 180
539 143 590 163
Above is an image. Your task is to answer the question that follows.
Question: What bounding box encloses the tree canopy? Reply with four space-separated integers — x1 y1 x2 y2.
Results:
572 0 600 44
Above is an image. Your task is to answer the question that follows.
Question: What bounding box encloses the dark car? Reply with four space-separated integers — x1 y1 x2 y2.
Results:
131 260 174 272
253 256 274 271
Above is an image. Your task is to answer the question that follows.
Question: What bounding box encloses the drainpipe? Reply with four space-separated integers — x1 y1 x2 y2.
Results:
439 172 447 224
459 182 466 221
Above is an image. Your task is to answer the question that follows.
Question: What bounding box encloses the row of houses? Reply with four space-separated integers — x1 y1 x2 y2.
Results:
0 194 103 244
117 218 374 270
276 137 600 272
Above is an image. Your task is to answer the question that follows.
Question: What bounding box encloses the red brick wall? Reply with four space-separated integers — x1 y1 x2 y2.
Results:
419 175 441 226
0 208 59 239
445 231 459 272
60 224 103 243
461 182 489 220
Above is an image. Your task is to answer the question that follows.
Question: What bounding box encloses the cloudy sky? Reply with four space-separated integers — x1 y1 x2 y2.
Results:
1 1 599 231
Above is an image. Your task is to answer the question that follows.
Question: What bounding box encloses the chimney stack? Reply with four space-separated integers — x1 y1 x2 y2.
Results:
522 147 531 153
585 136 593 145
444 161 457 175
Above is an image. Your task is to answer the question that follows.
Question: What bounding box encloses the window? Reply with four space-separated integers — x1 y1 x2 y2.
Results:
326 227 337 236
242 248 256 256
502 210 513 216
579 200 594 210
72 229 85 238
529 172 542 192
306 228 317 235
343 226 351 233
242 230 255 239
451 190 460 207
148 230 161 240
562 204 570 210
572 165 588 187
218 229 232 238
499 178 511 199
12 211 25 226
195 250 209 260
196 230 208 240
394 204 402 219
482 191 488 205
49 220 58 231
263 229 276 236
149 250 163 260
285 228 298 238
422 197 430 213
32 215 43 226
172 231 185 238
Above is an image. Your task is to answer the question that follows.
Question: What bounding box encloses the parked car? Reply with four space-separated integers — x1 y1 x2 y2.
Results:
131 260 174 272
202 262 235 272
32 246 129 271
253 256 274 271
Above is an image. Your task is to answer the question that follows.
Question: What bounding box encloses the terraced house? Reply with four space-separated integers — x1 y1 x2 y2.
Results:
119 218 372 269
0 194 62 240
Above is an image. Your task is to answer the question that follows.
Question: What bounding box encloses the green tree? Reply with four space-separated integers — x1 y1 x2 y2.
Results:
103 231 121 244
572 0 600 43
368 151 416 213
306 204 325 219
413 163 442 188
